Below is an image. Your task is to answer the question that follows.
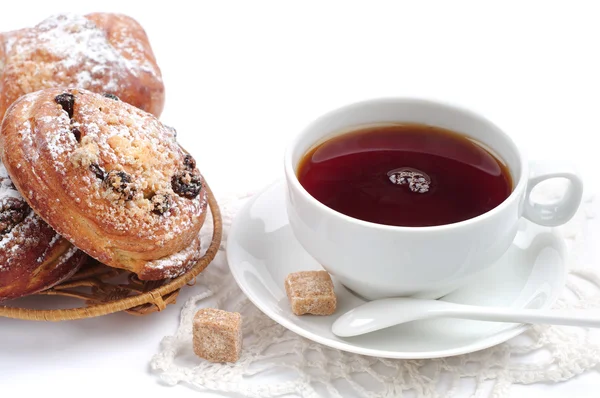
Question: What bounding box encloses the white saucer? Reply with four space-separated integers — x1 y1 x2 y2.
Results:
227 180 568 359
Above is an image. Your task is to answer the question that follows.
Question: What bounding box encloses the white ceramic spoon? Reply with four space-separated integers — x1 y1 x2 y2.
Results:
332 298 600 338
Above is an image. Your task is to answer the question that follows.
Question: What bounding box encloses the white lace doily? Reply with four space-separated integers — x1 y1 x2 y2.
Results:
150 189 600 397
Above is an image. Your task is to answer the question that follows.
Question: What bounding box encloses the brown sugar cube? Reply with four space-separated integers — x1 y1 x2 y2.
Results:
193 308 242 363
285 271 337 316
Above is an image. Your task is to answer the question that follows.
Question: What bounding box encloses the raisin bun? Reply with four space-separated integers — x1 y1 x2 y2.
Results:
1 88 207 281
0 12 164 121
0 160 86 302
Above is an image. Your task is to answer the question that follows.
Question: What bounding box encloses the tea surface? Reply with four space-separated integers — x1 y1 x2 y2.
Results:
297 124 512 227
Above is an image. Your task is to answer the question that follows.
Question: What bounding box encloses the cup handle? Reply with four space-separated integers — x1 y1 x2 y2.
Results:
523 160 583 227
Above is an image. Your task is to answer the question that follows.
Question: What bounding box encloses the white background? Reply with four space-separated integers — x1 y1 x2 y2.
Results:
1 1 600 397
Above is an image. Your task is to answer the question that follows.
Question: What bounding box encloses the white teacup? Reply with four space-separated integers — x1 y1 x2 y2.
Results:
284 98 583 300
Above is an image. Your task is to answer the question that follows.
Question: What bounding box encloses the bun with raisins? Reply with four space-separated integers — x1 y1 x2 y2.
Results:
0 13 164 121
0 160 86 302
1 88 207 280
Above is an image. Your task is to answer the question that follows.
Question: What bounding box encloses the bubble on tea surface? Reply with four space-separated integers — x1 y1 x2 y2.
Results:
387 167 431 193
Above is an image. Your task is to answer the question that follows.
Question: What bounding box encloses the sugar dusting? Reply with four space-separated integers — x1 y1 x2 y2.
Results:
11 88 206 276
3 32 19 55
0 163 22 201
52 244 80 269
0 159 78 274
145 235 202 278
61 90 207 241
3 13 162 108
0 210 39 273
34 233 61 265
0 162 38 269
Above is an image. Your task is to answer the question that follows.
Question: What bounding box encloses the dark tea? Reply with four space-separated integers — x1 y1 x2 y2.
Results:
297 124 512 227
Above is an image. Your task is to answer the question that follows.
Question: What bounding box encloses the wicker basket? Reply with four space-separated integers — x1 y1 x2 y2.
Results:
0 181 222 321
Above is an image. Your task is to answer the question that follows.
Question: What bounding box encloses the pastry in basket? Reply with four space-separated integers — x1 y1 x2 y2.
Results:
0 160 87 302
0 12 164 120
1 88 207 280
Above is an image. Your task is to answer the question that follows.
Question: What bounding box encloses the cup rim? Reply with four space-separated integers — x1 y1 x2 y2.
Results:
284 96 528 232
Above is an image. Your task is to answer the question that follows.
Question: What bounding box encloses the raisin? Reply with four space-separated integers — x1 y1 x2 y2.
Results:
151 193 172 215
54 93 75 118
0 197 30 235
72 127 81 142
171 170 202 199
105 170 136 201
103 93 120 101
183 154 196 170
89 163 106 180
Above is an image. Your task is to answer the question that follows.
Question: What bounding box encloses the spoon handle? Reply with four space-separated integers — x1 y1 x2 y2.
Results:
443 305 600 328
331 298 600 338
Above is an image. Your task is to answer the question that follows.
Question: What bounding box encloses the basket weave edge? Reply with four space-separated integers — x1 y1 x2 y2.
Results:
0 181 222 321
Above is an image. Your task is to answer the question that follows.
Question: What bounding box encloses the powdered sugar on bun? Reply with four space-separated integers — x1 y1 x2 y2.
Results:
1 88 207 280
0 159 85 301
0 13 164 119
